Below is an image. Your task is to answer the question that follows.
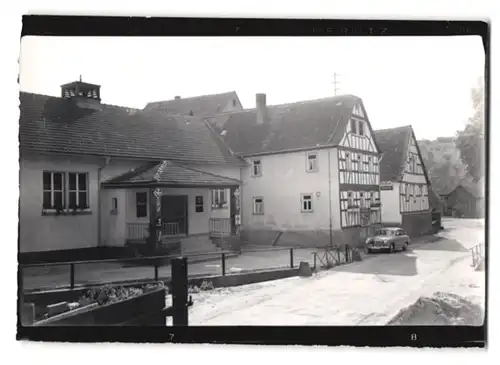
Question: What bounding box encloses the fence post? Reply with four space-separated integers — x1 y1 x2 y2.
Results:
345 244 349 263
154 260 159 281
172 257 188 326
313 252 317 271
290 248 294 268
70 263 75 289
221 253 226 276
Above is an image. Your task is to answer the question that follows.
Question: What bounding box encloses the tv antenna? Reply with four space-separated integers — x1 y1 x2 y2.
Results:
333 72 340 96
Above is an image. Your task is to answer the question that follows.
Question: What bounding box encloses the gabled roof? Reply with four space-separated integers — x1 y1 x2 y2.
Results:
19 92 244 165
374 125 430 183
448 179 485 199
206 94 377 156
144 91 243 117
102 160 241 188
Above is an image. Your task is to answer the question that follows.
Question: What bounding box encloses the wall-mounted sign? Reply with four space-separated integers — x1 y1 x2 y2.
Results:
380 181 394 191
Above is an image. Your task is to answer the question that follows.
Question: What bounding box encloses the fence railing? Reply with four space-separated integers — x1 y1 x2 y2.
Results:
126 222 182 242
312 245 355 271
20 245 310 292
209 218 231 238
470 242 485 268
162 222 180 236
126 222 149 241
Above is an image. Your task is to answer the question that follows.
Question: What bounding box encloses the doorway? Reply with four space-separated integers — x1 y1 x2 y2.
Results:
161 195 188 235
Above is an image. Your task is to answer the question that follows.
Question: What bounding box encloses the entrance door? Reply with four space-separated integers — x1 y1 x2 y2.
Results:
161 195 188 235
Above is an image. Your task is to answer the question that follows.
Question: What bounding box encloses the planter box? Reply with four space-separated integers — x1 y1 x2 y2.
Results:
33 287 166 326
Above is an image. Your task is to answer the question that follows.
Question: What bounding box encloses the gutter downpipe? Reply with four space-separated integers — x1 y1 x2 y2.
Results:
97 156 111 247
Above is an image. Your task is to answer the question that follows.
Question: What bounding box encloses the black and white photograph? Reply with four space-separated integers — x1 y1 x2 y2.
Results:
14 15 488 347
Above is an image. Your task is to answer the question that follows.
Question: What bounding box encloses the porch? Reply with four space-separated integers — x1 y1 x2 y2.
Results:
101 160 241 253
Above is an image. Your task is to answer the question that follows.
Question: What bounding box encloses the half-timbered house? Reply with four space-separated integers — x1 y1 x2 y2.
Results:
19 80 245 263
204 93 382 248
374 125 433 237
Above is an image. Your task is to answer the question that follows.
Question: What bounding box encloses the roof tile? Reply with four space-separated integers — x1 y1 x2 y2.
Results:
19 92 243 165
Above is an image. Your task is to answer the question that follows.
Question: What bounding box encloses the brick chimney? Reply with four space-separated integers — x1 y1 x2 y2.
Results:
256 93 267 125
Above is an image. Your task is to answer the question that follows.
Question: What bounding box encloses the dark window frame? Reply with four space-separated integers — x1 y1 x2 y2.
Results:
195 195 204 213
136 192 148 218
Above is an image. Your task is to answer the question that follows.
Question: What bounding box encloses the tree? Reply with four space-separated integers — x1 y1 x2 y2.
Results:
456 77 485 182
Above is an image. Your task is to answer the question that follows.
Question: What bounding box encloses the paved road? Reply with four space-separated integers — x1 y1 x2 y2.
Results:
187 219 485 325
21 247 317 291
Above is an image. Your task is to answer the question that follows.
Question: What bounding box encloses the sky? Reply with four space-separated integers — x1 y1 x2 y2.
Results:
19 36 484 140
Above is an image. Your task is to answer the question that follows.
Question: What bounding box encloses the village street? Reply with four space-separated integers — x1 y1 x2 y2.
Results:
186 218 485 326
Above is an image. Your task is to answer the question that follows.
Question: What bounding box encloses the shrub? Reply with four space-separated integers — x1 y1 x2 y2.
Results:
78 282 166 306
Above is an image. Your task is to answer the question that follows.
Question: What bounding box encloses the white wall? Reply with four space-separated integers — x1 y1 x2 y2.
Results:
380 183 402 224
19 153 145 252
241 148 339 232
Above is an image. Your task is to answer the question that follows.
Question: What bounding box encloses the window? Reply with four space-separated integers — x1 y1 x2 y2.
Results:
348 192 355 207
350 119 357 133
195 196 204 213
301 194 313 212
251 159 262 177
306 152 318 172
42 171 90 212
111 197 118 214
253 197 264 215
405 184 411 201
43 172 65 209
232 99 237 107
211 189 227 209
358 121 364 136
68 172 88 209
136 192 148 218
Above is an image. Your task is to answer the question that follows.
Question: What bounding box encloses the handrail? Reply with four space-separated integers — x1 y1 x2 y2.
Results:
20 246 301 269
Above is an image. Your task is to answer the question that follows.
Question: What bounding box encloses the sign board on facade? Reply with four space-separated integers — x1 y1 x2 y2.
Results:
380 181 394 191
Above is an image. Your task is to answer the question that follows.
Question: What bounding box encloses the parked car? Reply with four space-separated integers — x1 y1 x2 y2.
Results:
365 227 410 253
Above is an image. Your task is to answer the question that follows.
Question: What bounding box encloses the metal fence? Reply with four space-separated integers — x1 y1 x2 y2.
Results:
470 242 485 268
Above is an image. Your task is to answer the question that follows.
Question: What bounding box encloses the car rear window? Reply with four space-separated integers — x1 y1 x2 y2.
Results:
375 229 393 236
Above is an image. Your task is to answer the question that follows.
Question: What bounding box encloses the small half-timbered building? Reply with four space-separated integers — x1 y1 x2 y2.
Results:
374 125 432 237
205 93 382 248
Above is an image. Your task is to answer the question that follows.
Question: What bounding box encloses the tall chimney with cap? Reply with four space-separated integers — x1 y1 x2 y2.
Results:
256 93 267 125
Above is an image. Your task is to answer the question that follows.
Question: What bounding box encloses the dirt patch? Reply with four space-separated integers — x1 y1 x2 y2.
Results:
387 292 484 326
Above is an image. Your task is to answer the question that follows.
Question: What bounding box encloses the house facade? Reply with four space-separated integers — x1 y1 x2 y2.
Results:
19 81 244 263
374 126 432 237
205 94 382 248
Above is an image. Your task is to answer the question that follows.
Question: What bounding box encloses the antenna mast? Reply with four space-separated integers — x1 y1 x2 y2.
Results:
333 72 340 96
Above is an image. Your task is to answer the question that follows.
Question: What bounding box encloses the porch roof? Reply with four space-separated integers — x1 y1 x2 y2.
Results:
102 160 241 188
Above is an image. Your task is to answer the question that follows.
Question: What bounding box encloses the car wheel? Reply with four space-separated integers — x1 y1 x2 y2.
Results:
403 242 408 251
365 247 371 254
389 243 395 253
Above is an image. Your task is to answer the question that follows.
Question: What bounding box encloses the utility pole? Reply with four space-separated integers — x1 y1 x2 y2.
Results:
333 72 340 96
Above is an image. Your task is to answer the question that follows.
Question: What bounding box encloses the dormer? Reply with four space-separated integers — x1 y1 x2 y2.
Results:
61 78 101 102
